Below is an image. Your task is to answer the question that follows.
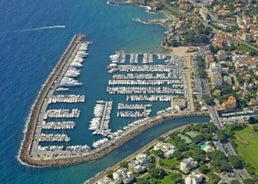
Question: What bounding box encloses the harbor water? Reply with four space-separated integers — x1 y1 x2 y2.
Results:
0 0 209 183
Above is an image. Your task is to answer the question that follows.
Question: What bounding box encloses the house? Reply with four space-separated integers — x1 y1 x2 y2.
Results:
242 15 251 25
221 95 237 111
209 62 222 87
136 0 146 5
173 97 187 111
153 141 177 158
217 50 227 61
185 172 203 184
112 168 134 184
128 153 152 173
180 157 198 173
204 52 215 69
179 0 193 10
223 75 232 85
232 54 247 62
236 57 258 70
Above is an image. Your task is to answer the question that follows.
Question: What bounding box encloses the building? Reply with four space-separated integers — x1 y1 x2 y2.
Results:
112 168 134 184
221 95 237 111
242 15 251 25
173 97 187 111
180 157 198 173
153 141 177 158
128 153 152 173
223 75 232 85
199 8 210 21
235 57 258 70
97 177 112 184
209 62 222 87
185 172 203 184
136 0 146 5
204 52 215 69
217 50 227 61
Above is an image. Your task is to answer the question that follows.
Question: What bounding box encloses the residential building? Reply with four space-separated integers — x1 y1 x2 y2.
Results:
112 168 134 184
128 153 152 173
185 172 203 184
180 157 198 173
221 95 237 111
153 141 177 158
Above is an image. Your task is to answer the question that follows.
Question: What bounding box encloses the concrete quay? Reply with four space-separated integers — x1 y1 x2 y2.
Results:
19 34 87 166
20 106 208 167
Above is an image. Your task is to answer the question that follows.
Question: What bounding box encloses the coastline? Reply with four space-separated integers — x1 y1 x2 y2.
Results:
85 123 193 184
20 99 208 167
18 2 206 168
18 34 86 167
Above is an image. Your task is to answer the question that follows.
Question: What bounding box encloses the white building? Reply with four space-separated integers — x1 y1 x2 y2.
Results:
180 157 198 173
185 172 203 184
128 153 152 173
153 141 177 158
112 168 134 184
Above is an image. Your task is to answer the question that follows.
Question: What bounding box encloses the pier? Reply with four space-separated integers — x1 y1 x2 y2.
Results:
19 34 92 166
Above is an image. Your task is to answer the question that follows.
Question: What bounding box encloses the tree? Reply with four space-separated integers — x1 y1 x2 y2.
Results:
231 180 241 184
154 149 164 158
243 179 255 184
217 130 227 143
137 178 150 184
199 164 209 174
202 95 213 105
229 156 243 169
119 161 128 168
149 168 167 179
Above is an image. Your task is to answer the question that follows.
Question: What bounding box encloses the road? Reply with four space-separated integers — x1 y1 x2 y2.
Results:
207 106 252 181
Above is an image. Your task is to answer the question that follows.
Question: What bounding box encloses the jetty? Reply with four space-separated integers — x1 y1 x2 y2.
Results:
19 34 91 166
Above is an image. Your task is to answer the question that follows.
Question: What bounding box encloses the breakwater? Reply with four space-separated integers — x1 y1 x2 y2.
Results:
20 106 208 167
19 34 86 166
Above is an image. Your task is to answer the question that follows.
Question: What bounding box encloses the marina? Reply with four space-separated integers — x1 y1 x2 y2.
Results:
42 121 75 130
19 34 94 165
89 101 113 136
20 35 193 166
48 95 85 104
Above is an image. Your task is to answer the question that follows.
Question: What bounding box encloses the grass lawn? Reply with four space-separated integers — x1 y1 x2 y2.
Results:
160 157 179 170
234 126 258 174
160 172 181 184
178 133 192 143
185 131 199 138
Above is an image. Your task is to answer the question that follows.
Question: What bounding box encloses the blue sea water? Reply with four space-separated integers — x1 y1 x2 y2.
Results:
0 0 209 183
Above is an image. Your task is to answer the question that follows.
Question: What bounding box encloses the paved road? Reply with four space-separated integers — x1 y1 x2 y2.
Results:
207 106 252 181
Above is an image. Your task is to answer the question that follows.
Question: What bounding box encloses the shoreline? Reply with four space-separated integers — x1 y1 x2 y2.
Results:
18 34 86 167
19 3 206 168
85 123 190 184
20 100 208 167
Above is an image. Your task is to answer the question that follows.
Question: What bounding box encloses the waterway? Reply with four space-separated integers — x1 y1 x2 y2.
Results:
0 0 209 183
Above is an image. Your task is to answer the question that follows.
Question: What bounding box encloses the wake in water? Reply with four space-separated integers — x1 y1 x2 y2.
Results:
0 25 66 34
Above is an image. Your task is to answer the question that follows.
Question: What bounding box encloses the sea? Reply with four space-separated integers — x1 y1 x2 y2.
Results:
0 0 209 183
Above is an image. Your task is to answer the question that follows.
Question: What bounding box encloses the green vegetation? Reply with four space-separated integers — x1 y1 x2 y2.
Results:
178 133 192 143
196 56 207 79
160 157 179 170
233 126 258 176
207 173 220 184
228 155 243 169
182 28 211 45
238 44 258 56
160 173 182 184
